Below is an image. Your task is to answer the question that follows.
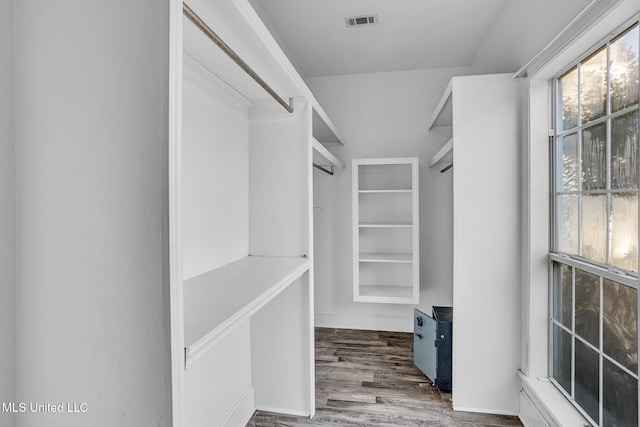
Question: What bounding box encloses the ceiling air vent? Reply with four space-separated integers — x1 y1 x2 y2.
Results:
345 14 378 28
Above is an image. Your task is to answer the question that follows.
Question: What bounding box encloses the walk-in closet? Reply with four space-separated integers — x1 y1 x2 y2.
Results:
5 1 635 427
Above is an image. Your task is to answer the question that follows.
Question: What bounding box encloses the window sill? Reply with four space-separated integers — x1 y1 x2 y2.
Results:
518 371 591 427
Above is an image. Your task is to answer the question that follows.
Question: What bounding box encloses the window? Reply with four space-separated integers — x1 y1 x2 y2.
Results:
552 22 639 426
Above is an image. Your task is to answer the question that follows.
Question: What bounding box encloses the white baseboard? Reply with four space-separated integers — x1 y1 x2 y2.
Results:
222 385 255 427
315 311 413 332
255 405 310 417
453 406 519 417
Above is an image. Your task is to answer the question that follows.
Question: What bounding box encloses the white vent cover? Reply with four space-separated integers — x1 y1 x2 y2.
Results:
345 14 378 27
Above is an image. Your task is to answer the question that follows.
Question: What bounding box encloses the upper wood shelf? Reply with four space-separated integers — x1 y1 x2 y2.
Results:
359 252 413 263
183 255 310 367
313 138 344 170
358 189 412 193
428 80 453 130
429 137 453 168
358 221 413 228
183 0 308 110
312 100 345 146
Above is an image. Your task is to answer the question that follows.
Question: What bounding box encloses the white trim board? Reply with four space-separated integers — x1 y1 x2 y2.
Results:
514 0 625 78
255 405 310 418
315 312 413 333
168 0 185 425
452 406 519 417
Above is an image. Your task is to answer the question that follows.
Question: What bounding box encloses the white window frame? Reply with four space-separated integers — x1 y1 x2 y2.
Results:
548 20 639 425
520 2 640 425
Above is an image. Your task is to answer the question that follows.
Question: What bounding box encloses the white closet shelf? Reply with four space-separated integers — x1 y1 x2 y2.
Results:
357 285 416 302
359 253 413 263
428 79 453 130
183 255 310 366
429 137 453 168
183 0 307 110
358 222 413 228
312 100 345 146
358 189 412 193
312 138 344 170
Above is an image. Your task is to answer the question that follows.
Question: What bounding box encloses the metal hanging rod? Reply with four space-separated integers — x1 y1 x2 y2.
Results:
183 2 294 114
313 163 334 176
440 164 453 173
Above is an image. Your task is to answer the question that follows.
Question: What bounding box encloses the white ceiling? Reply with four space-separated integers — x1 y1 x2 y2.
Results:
250 0 594 78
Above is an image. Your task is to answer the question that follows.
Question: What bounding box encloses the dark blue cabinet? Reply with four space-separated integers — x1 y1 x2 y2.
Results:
413 306 452 392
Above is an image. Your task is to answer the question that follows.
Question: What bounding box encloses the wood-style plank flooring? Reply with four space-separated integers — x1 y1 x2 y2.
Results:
247 328 522 426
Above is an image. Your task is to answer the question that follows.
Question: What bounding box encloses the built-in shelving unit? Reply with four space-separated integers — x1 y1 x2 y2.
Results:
352 158 419 304
174 1 346 425
426 74 521 414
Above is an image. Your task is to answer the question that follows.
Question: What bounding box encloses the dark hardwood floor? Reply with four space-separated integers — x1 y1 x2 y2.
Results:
247 328 522 426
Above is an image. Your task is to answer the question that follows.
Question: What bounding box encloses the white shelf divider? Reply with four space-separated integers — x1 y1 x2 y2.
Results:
312 137 344 170
312 99 345 145
183 255 310 366
429 137 453 168
359 253 413 263
359 189 412 194
358 221 413 228
428 79 453 130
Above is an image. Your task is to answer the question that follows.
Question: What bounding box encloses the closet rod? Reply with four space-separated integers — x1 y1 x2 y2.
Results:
183 2 294 114
440 164 453 173
313 163 334 176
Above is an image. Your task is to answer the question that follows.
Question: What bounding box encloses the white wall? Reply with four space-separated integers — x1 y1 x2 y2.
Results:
469 0 594 74
307 67 472 331
249 98 311 258
0 0 15 426
181 56 250 280
14 2 172 426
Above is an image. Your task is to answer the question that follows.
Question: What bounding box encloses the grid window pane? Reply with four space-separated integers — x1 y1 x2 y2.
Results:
580 47 608 124
575 269 600 347
559 67 579 131
552 24 639 426
610 25 639 113
553 263 573 328
575 339 600 424
558 133 579 191
582 123 607 191
603 358 638 427
610 193 639 272
603 279 638 372
581 194 607 263
611 111 639 190
553 324 572 395
556 195 579 254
